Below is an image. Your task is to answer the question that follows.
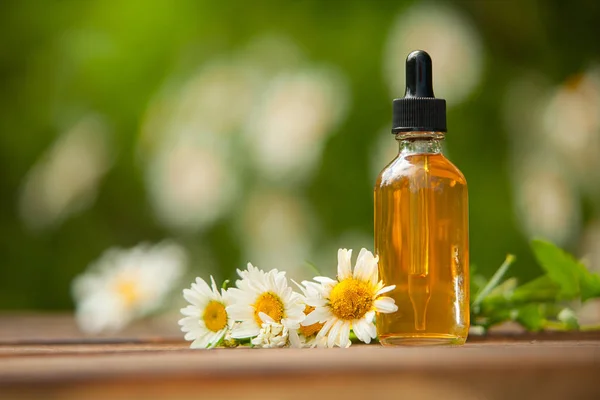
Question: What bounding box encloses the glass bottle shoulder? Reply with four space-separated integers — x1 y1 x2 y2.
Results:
375 152 467 189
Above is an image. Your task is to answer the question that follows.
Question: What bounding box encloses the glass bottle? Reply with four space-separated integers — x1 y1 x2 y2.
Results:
374 51 469 346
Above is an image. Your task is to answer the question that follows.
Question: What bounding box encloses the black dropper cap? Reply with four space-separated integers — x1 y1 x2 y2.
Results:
392 50 446 133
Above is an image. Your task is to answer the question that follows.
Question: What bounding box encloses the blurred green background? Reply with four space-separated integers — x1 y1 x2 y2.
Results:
2 0 600 310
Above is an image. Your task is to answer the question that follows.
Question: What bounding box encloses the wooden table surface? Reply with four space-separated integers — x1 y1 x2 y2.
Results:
1 314 599 399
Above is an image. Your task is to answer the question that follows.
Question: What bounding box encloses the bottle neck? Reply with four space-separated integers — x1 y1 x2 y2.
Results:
395 131 445 155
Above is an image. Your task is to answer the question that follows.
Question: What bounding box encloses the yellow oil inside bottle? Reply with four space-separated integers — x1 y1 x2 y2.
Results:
375 147 469 346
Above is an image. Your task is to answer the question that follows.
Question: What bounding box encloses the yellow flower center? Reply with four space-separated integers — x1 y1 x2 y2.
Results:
329 278 374 320
253 292 285 326
115 279 140 308
299 305 324 338
202 300 228 332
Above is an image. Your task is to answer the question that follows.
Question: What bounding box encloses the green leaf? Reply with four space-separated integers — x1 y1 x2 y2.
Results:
509 275 561 304
514 304 545 331
579 270 600 301
531 239 579 298
487 277 518 298
531 239 600 301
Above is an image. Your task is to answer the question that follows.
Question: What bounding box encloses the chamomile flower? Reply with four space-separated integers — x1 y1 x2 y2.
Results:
251 312 290 348
288 281 327 348
226 263 305 340
302 248 397 348
179 276 232 349
72 242 186 334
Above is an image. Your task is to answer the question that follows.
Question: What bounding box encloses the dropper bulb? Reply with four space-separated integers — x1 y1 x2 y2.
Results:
404 50 435 98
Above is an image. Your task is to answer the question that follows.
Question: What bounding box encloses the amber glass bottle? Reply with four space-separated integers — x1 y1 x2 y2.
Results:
375 51 469 346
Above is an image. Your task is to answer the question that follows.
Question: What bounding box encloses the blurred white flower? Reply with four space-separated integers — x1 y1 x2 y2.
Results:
384 3 483 106
237 190 317 282
251 314 290 348
179 276 232 349
140 57 262 232
146 131 238 232
512 158 580 245
541 67 600 193
140 60 260 155
72 242 187 334
302 248 397 348
226 263 305 340
244 68 349 184
19 115 112 231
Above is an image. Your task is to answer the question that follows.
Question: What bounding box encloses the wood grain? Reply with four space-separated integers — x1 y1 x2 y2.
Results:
1 314 599 400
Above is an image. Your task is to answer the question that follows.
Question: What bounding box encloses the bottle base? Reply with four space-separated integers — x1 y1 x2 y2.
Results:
379 333 466 346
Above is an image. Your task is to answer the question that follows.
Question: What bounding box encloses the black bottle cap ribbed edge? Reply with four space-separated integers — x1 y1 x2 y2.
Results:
392 50 447 133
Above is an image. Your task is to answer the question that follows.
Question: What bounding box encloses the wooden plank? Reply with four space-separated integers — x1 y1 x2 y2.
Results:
1 343 599 399
1 314 599 399
0 313 181 344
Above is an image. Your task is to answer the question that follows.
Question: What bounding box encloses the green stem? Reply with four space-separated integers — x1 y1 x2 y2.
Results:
304 261 322 276
473 254 516 308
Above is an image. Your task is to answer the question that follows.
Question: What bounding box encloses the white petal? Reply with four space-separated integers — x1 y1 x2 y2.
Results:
225 287 244 301
337 249 353 280
179 306 200 318
184 331 199 341
313 276 336 285
207 330 225 348
290 279 304 292
259 312 274 323
369 255 380 286
283 318 300 330
364 310 376 323
352 319 373 344
374 297 398 313
376 285 395 296
301 281 323 298
353 248 378 283
226 304 254 321
303 307 327 325
182 289 204 306
193 277 214 298
288 329 302 348
209 276 220 296
364 319 377 339
317 317 336 339
230 321 260 339
328 320 343 348
338 321 351 347
305 297 326 307
285 308 306 325
190 332 211 349
352 319 367 342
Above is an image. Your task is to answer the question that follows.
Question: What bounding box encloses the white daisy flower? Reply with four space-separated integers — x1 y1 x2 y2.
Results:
243 68 349 184
287 281 327 348
251 312 290 348
179 276 232 349
302 248 398 348
72 242 186 334
226 263 305 340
